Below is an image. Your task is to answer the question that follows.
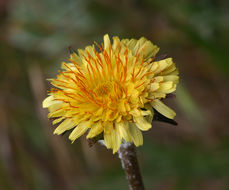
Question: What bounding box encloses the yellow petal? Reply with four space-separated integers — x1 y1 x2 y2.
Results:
144 104 154 123
167 84 177 93
48 108 66 118
131 37 159 59
102 109 116 121
142 41 159 59
115 121 132 142
48 102 66 113
52 117 64 125
158 81 173 92
163 75 179 84
43 96 53 108
104 34 111 50
168 69 179 76
104 123 122 153
72 114 91 125
125 103 131 112
129 108 141 117
43 96 61 108
124 39 137 52
86 122 103 139
134 116 152 131
150 83 159 91
151 99 176 119
70 52 82 65
150 62 159 72
78 48 86 59
149 92 166 99
112 36 121 51
85 46 96 58
154 76 164 82
61 62 75 71
158 82 177 94
116 114 122 123
54 119 76 135
160 64 177 75
118 99 126 113
104 122 113 149
69 121 90 142
140 110 151 116
129 123 143 146
113 127 122 154
154 59 170 74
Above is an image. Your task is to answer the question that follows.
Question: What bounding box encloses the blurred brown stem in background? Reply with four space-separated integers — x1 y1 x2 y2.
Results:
28 64 74 189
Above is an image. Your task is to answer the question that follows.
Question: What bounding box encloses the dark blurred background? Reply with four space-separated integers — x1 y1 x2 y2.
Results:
1 0 229 189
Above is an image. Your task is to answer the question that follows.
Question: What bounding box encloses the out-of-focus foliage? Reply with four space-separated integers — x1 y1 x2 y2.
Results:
1 0 229 189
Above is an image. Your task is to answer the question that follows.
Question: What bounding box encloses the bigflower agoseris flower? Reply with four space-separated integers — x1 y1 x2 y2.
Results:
43 34 179 153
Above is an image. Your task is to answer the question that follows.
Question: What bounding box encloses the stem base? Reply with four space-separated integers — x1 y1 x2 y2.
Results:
118 143 145 190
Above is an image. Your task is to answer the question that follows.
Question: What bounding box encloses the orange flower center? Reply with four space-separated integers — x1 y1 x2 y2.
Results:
94 81 113 97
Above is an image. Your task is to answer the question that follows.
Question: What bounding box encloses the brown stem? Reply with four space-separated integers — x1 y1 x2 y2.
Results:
118 143 145 190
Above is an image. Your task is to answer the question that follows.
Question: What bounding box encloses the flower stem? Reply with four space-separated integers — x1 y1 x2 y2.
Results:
118 143 145 190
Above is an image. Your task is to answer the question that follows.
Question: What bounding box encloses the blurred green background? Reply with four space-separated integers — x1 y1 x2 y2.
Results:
1 0 229 189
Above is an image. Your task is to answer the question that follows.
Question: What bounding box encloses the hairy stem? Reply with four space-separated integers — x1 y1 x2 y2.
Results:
118 143 145 190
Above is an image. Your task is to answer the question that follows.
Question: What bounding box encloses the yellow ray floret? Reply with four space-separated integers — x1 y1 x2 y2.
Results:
43 34 179 153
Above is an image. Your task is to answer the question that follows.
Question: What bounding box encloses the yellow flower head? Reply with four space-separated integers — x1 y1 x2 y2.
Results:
43 34 179 153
